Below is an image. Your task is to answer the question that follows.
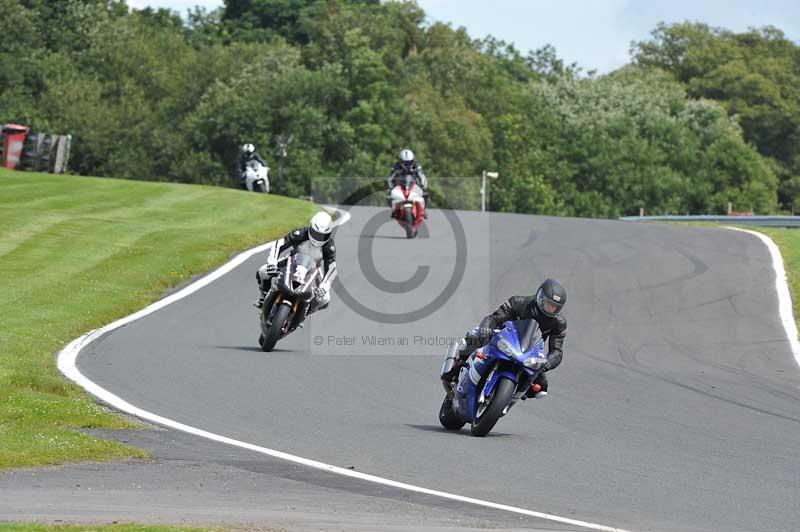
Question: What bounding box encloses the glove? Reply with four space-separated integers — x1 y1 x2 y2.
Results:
266 262 278 275
315 287 329 302
465 326 493 349
478 326 494 338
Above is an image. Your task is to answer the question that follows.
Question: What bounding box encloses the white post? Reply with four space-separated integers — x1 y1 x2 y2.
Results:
481 170 487 212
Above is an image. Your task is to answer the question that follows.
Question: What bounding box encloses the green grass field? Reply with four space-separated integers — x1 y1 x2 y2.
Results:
0 169 317 468
0 526 213 532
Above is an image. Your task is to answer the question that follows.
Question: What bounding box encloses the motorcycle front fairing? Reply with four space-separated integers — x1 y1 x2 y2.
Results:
276 254 320 302
243 160 269 192
390 175 425 207
275 260 293 297
452 320 547 423
265 254 320 335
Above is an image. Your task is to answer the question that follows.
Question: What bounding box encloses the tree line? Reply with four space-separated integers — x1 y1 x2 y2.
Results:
2 0 798 217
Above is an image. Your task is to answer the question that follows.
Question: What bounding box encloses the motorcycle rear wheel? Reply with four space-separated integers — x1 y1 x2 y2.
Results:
439 397 466 430
260 303 291 352
470 377 515 437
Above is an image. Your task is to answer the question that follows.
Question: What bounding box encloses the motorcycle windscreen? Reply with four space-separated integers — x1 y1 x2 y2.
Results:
291 253 318 294
508 319 542 353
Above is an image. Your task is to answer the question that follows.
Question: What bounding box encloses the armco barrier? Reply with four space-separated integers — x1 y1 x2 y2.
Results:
620 215 800 228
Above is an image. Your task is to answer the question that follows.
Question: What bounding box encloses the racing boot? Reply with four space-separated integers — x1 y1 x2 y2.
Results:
253 290 267 308
254 269 273 308
524 374 549 399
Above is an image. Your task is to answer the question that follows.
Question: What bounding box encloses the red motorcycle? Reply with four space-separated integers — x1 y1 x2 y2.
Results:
389 174 425 238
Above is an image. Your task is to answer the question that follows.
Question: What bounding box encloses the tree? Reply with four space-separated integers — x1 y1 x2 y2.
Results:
633 22 800 210
222 0 380 44
1 1 788 218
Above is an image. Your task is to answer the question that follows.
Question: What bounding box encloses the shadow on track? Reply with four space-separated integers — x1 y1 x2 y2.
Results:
404 424 517 438
214 345 293 353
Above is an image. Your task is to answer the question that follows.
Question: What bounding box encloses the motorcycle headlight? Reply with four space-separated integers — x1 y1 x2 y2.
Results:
496 339 517 357
524 357 546 370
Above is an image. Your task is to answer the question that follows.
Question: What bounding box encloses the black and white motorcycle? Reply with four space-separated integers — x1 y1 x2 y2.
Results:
257 252 336 352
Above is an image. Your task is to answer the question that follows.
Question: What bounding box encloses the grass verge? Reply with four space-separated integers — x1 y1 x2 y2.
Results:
0 525 213 532
0 169 317 468
742 227 800 332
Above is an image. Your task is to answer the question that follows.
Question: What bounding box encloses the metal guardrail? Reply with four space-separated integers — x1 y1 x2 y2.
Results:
619 215 800 227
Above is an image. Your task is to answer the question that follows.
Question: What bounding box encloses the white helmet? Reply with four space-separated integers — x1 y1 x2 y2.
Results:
243 143 255 154
308 211 333 247
399 149 415 163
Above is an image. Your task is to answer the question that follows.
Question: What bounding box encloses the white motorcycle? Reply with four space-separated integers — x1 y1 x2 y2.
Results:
242 160 270 193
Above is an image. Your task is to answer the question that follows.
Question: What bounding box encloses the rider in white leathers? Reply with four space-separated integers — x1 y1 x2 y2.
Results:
254 212 337 325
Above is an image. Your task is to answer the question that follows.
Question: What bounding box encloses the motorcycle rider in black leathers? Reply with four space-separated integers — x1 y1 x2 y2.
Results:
386 148 429 216
254 212 337 326
442 278 567 399
238 143 268 189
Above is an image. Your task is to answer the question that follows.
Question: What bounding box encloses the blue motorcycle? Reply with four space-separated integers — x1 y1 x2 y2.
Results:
439 319 548 436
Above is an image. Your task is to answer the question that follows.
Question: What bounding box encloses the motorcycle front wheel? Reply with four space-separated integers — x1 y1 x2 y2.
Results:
404 209 415 238
470 377 515 437
260 303 291 352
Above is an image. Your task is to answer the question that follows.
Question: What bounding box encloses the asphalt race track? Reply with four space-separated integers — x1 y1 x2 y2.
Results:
38 207 800 531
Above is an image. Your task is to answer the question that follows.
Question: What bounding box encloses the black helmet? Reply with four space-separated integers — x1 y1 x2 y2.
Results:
535 278 566 317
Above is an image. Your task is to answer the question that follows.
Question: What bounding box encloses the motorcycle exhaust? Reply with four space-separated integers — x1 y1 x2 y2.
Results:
440 339 465 396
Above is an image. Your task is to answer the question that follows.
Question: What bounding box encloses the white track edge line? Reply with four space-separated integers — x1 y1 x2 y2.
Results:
57 205 632 532
725 227 800 367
